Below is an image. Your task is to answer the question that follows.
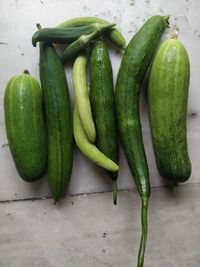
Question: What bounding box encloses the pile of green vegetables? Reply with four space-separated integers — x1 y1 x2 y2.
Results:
4 15 191 267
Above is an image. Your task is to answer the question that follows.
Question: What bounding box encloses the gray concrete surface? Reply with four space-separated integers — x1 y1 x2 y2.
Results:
0 185 199 267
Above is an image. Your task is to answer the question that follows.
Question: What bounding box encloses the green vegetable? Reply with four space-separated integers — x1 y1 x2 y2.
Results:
90 41 119 205
57 16 126 50
72 53 96 143
4 70 46 182
61 23 115 64
148 35 191 184
32 22 112 47
115 15 169 267
39 42 73 202
73 106 119 172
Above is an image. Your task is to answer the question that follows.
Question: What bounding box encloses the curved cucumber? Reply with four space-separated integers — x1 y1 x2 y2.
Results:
148 37 191 183
39 43 73 202
4 71 46 182
72 53 96 143
57 16 126 50
90 41 119 204
115 15 169 267
73 106 119 172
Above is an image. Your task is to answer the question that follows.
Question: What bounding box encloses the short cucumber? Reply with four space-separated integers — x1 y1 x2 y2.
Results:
32 22 112 47
90 40 119 204
115 15 169 267
72 53 96 143
57 16 126 49
148 36 191 183
39 43 73 202
73 106 119 172
4 70 46 182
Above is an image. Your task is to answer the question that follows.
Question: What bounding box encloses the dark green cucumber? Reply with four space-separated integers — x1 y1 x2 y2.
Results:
90 41 119 205
57 16 126 50
4 70 46 182
32 22 111 47
115 15 169 267
39 43 73 202
61 23 115 64
148 36 191 183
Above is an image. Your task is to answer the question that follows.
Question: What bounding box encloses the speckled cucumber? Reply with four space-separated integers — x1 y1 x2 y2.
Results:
39 43 73 202
148 36 191 183
4 70 46 182
57 16 126 50
90 41 119 204
115 15 169 267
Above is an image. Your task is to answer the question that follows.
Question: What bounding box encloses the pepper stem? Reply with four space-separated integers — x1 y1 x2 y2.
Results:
112 180 117 205
137 197 148 267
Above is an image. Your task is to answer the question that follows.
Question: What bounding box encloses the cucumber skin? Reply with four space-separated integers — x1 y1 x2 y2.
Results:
73 106 119 172
115 15 167 198
4 73 46 182
32 23 105 47
90 41 119 180
40 43 73 201
148 38 191 183
57 16 126 50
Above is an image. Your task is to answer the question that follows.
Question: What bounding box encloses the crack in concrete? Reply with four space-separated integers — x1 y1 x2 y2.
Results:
0 183 199 204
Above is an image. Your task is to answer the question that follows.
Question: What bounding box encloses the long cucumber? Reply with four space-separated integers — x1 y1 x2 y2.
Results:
90 40 119 204
39 43 73 202
115 15 169 267
72 53 96 143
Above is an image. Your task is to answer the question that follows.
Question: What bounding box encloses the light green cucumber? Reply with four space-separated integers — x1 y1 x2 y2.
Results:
73 106 119 172
72 53 96 143
148 36 191 184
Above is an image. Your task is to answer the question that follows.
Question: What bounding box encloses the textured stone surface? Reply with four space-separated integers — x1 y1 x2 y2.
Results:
0 186 199 267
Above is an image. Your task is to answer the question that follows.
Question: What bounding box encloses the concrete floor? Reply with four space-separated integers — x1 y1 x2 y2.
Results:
0 185 200 267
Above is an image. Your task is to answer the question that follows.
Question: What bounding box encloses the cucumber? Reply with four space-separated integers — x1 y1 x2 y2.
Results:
39 43 73 202
61 23 115 64
32 22 113 47
57 16 126 50
4 70 46 182
148 36 191 183
115 15 169 267
73 106 119 172
72 53 96 143
90 41 119 204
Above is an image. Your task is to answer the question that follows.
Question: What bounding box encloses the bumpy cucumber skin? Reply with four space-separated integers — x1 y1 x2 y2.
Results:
115 15 169 267
40 43 73 201
57 16 126 50
73 106 119 172
4 73 46 182
148 38 191 183
72 54 96 143
90 41 119 180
